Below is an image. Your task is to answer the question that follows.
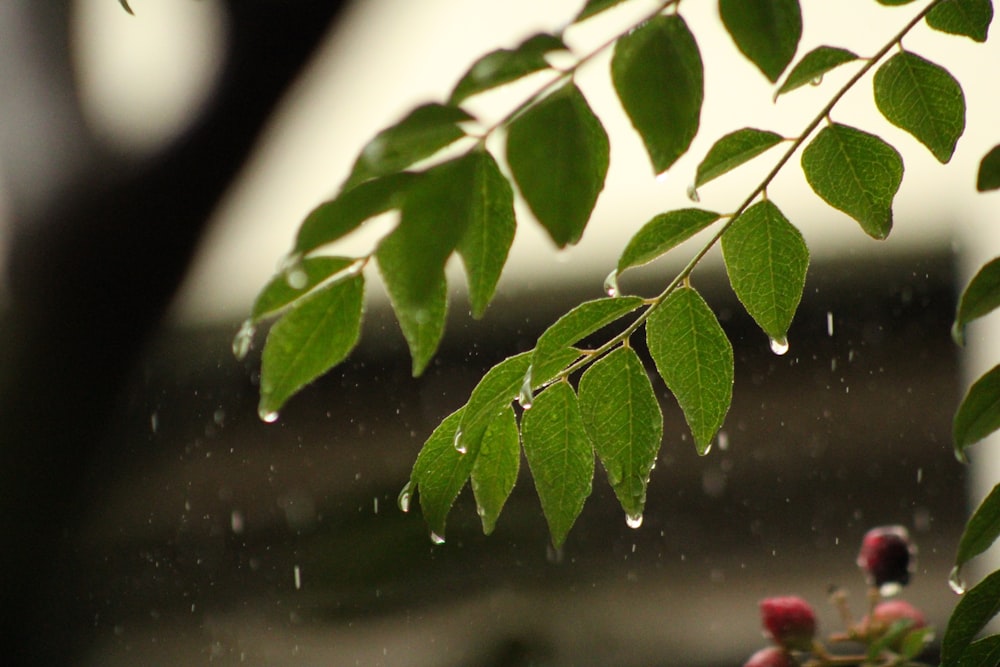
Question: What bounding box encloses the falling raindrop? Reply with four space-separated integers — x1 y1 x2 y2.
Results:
879 582 902 597
603 270 619 298
293 564 302 590
258 408 279 424
948 565 967 594
397 482 412 513
232 319 256 361
686 183 700 202
430 531 446 545
826 311 834 337
518 368 535 410
453 428 467 454
150 411 159 434
717 430 729 451
230 510 244 534
626 513 644 529
769 336 790 356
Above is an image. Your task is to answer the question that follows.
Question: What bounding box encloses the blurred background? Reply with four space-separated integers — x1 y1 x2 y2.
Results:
1 1 998 665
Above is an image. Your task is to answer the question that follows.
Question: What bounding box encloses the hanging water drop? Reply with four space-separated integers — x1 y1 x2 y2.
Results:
258 408 279 424
453 428 467 454
603 270 619 298
948 565 967 594
397 481 412 513
279 252 307 289
626 513 644 529
232 319 256 361
518 368 535 410
430 531 446 545
769 336 790 356
811 74 823 86
878 581 902 597
686 183 700 202
655 171 669 184
699 441 713 456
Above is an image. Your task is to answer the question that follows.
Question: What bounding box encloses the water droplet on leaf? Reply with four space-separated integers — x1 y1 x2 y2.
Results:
430 531 446 545
397 482 412 513
518 368 534 410
603 270 619 298
259 408 279 424
626 513 643 529
811 74 823 86
686 183 700 202
453 428 466 454
655 171 669 184
232 319 256 361
949 565 966 594
769 336 790 356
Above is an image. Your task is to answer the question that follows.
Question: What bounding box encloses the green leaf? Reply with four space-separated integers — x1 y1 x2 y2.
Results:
506 82 609 247
955 483 1000 571
801 123 903 239
455 151 516 319
647 287 734 453
578 346 662 520
611 14 703 174
956 635 1000 667
375 154 483 375
899 626 934 660
721 200 809 341
574 0 630 22
874 51 966 163
521 382 594 548
694 128 784 188
450 33 566 104
877 0 918 4
953 257 1000 346
341 104 473 191
532 296 645 383
775 46 859 99
977 145 1000 191
119 0 134 14
251 257 356 322
719 0 802 82
954 364 1000 460
259 274 365 419
470 406 520 535
294 172 415 255
942 569 1000 667
411 407 471 539
458 352 534 459
927 0 993 42
617 209 721 274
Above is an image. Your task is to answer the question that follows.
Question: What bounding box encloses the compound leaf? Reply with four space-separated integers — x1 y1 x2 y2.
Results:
776 46 859 99
955 483 1000 572
953 256 1000 346
801 123 903 239
719 0 802 82
411 407 471 539
259 274 364 418
252 256 356 322
695 128 784 188
455 150 516 318
450 33 567 104
721 200 809 341
617 209 721 274
927 0 993 42
507 83 609 247
954 364 1000 461
578 346 662 520
611 14 703 174
977 144 1000 191
342 104 473 191
647 287 733 453
941 569 1000 667
521 382 594 548
470 406 521 535
874 51 966 163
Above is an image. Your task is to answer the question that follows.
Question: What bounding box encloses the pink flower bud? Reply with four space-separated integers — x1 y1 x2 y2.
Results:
857 525 916 591
744 646 794 667
759 596 817 651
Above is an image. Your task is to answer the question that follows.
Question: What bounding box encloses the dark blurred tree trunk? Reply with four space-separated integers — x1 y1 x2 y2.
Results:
0 2 350 663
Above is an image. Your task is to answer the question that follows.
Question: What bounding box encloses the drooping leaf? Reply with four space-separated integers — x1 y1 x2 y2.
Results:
341 104 473 191
775 46 859 99
375 155 480 375
578 346 662 520
695 128 784 188
801 123 903 239
532 296 645 383
251 257 356 322
941 569 1000 667
617 209 721 274
927 0 993 42
956 635 1000 667
719 0 802 82
977 145 1000 191
259 274 364 418
294 172 415 255
953 256 1000 346
506 82 609 247
873 51 966 163
574 0 630 22
611 14 703 174
955 483 1000 571
521 382 594 548
954 364 1000 460
455 150 516 319
721 200 809 341
411 407 471 539
450 33 567 104
647 287 733 453
470 406 521 534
